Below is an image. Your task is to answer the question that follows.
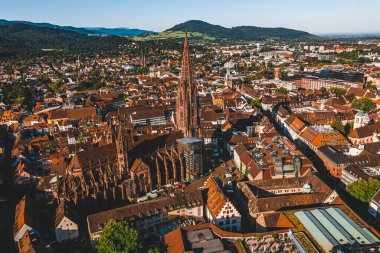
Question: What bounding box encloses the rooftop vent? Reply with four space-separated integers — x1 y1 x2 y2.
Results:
270 151 277 157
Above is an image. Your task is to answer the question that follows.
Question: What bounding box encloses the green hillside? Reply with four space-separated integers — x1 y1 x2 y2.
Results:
164 20 324 41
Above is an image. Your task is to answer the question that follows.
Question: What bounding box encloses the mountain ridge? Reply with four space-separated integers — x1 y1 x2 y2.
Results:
0 19 154 36
165 20 324 41
0 23 132 57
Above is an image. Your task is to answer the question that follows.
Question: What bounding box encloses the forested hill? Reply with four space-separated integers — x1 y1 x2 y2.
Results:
166 20 323 41
0 19 154 36
0 23 131 57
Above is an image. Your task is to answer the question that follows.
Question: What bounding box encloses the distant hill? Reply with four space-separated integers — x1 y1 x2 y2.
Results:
165 20 323 41
0 19 154 36
86 27 155 36
0 23 131 57
0 19 93 34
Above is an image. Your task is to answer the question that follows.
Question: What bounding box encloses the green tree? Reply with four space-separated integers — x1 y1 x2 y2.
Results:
250 99 261 108
129 77 139 84
276 87 289 94
352 97 376 112
332 117 344 133
364 81 376 90
329 87 346 97
97 219 142 253
148 248 161 253
346 178 380 202
15 96 26 104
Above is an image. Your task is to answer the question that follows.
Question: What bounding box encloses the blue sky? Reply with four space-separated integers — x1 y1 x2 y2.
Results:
1 0 379 34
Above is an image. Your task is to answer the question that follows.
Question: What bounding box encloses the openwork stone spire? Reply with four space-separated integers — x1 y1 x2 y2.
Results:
175 33 199 138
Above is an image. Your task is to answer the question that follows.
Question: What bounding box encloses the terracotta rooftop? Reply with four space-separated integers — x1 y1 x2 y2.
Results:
87 190 203 234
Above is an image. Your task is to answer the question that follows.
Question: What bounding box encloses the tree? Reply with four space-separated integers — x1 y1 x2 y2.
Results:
97 219 142 253
148 248 161 253
352 97 376 112
344 123 353 135
332 117 344 133
15 96 26 104
364 81 376 90
250 99 261 108
329 87 346 97
129 77 139 84
346 178 380 202
276 87 289 94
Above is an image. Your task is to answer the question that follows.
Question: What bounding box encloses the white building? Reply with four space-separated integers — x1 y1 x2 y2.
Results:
55 201 79 242
204 177 242 232
353 111 370 129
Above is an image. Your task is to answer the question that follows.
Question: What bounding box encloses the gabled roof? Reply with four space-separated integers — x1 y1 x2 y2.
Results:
14 196 37 239
87 190 203 234
55 200 77 227
285 116 305 134
349 122 380 139
204 177 228 220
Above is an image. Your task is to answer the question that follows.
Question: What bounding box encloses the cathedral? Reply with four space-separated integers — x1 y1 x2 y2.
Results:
57 35 203 212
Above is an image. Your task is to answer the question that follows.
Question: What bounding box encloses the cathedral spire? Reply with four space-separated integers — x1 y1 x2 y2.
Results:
175 33 199 138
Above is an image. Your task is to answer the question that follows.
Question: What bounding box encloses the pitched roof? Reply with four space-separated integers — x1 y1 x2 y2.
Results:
349 122 380 139
87 190 203 234
55 200 77 227
204 177 228 220
257 212 295 230
237 170 335 215
14 196 37 238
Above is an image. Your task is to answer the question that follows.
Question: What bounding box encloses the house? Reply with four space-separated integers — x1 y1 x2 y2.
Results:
48 107 101 126
369 189 380 218
13 196 39 242
236 170 340 226
233 136 313 180
341 165 380 186
164 225 230 253
233 145 258 179
201 128 221 147
353 111 370 129
129 108 166 126
299 125 349 152
87 191 204 246
55 201 79 242
283 115 306 140
348 122 380 145
318 145 380 179
204 177 242 232
317 146 352 178
17 230 41 253
0 110 21 125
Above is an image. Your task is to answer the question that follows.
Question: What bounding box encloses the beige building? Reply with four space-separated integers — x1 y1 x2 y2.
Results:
87 190 204 247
